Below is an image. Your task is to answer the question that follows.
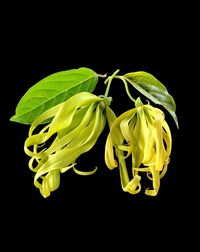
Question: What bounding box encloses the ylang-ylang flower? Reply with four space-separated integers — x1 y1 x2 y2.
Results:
105 98 172 196
24 92 111 198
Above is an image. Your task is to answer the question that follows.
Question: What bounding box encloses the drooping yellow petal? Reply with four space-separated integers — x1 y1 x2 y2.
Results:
119 110 138 158
142 110 156 165
105 133 118 169
118 151 131 191
154 112 166 171
105 106 123 169
119 110 136 144
133 106 149 164
162 120 172 157
105 106 116 128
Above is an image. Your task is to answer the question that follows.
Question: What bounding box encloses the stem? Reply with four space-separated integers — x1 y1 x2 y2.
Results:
115 76 136 102
104 70 136 103
98 73 107 78
104 69 120 97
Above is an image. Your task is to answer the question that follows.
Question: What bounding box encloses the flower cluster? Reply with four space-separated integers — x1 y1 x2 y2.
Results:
105 98 172 196
24 92 111 197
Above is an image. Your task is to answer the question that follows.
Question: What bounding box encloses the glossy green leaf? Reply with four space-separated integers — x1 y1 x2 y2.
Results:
124 71 179 128
10 67 98 124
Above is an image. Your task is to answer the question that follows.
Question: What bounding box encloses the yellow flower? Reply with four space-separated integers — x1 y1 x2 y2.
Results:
24 92 111 198
105 98 172 196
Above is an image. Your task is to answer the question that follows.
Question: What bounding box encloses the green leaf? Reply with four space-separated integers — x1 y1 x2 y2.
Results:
124 71 179 128
10 67 98 124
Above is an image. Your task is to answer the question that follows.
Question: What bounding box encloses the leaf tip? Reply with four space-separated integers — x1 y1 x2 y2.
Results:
169 110 179 129
175 117 179 129
9 114 28 124
9 115 16 122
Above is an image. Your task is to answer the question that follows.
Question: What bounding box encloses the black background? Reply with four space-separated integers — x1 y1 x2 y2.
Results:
1 0 199 250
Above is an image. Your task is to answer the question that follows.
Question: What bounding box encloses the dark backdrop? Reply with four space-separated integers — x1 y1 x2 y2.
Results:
1 1 199 250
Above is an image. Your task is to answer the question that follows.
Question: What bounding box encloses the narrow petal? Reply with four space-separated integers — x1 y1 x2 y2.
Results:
29 103 62 136
162 120 172 157
142 109 156 164
154 112 166 171
105 106 116 128
73 166 97 175
105 134 118 169
118 151 130 190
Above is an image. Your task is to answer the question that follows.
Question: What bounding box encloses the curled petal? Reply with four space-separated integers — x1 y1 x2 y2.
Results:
73 166 97 175
118 144 133 158
160 158 170 179
123 175 141 194
34 170 60 198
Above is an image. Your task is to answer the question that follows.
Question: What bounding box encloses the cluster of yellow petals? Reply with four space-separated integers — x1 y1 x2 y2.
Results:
24 92 109 197
105 98 172 196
